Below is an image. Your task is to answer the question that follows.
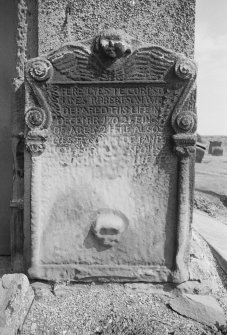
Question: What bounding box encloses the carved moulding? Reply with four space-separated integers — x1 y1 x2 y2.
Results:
25 58 53 156
171 56 197 283
24 29 197 283
25 131 47 156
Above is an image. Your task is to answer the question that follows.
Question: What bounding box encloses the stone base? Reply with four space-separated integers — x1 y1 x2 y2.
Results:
28 264 173 282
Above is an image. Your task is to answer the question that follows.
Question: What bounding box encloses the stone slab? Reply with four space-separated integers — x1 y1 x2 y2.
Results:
9 0 196 281
168 294 226 326
0 274 34 334
24 29 197 283
193 210 227 274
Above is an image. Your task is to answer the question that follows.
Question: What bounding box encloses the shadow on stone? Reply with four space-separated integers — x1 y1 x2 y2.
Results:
83 229 112 252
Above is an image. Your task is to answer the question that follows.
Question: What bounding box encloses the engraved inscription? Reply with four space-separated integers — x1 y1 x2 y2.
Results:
46 84 181 139
42 83 183 174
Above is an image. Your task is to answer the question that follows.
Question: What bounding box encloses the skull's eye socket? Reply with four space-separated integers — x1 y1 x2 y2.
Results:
125 49 131 56
99 228 119 235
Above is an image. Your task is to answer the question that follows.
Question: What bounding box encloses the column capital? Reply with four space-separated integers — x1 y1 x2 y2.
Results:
173 133 196 158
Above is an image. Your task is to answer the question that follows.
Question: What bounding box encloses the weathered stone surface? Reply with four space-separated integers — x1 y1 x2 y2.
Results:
168 294 226 326
38 0 195 58
193 211 227 276
31 281 53 300
189 230 220 293
176 280 216 295
24 29 197 283
0 274 34 334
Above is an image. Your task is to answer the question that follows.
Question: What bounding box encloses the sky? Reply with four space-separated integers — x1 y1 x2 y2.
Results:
195 0 227 135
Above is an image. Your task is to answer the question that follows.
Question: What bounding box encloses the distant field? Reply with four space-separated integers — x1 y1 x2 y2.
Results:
195 135 227 197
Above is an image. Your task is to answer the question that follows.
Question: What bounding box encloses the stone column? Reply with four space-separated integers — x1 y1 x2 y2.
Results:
173 134 196 282
171 57 197 282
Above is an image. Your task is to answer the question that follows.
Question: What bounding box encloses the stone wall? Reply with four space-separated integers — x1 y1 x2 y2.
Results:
38 0 195 57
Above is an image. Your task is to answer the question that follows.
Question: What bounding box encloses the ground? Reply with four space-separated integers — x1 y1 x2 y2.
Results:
19 237 227 335
21 283 210 335
195 136 227 223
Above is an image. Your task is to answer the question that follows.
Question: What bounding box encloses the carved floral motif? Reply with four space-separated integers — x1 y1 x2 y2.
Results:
25 131 47 156
175 58 197 80
175 111 197 134
26 142 46 155
25 107 47 130
29 59 52 81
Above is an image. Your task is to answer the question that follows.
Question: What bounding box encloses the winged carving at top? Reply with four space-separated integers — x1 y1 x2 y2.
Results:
45 29 189 82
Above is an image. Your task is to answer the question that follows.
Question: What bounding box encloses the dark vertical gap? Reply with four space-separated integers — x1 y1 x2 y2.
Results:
11 0 38 269
0 0 17 255
27 0 38 58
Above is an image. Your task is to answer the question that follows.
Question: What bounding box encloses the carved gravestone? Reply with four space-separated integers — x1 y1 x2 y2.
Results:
24 30 197 283
208 141 222 154
212 147 223 156
196 143 206 163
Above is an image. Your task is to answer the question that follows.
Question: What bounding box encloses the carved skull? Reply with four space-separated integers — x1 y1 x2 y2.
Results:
92 210 128 246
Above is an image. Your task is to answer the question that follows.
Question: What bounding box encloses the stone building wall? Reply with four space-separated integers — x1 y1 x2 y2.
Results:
38 0 195 57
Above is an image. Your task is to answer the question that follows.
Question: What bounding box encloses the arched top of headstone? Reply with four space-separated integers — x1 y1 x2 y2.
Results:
25 29 197 83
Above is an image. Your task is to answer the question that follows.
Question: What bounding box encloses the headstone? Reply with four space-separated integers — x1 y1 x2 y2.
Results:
208 141 222 154
211 146 223 156
24 30 197 283
195 143 206 163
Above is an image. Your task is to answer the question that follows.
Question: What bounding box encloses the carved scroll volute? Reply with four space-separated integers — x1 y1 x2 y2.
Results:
172 55 198 158
25 107 48 156
172 110 197 159
175 57 197 81
27 58 53 82
25 58 53 156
